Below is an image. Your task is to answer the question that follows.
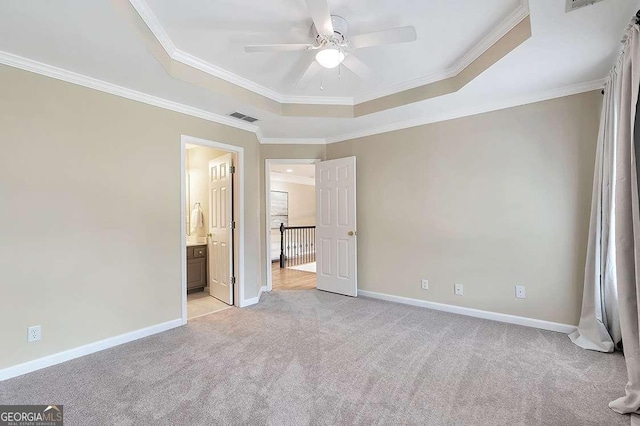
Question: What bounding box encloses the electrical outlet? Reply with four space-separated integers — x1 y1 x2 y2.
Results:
28 325 41 343
454 284 464 296
515 285 526 299
421 279 429 290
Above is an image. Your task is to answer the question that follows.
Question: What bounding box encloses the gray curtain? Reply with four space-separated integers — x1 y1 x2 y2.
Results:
571 20 640 420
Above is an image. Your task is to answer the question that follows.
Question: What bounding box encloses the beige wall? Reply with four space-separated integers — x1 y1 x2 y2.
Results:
326 91 601 325
0 60 601 372
270 180 316 227
0 64 262 370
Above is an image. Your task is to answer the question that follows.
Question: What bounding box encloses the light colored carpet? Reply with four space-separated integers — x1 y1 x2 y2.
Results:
287 261 316 273
0 290 630 425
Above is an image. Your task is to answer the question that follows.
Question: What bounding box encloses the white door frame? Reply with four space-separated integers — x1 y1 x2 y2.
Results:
181 135 246 325
264 158 320 291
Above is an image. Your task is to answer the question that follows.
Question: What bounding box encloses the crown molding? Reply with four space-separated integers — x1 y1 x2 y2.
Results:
260 137 326 145
257 77 605 145
454 0 530 74
281 95 353 106
0 48 604 148
352 0 530 103
324 78 606 144
0 50 259 135
128 0 530 108
128 0 329 105
127 0 176 53
172 47 286 102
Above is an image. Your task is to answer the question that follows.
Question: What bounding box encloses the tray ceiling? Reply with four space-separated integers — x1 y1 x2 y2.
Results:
0 0 635 142
141 0 526 102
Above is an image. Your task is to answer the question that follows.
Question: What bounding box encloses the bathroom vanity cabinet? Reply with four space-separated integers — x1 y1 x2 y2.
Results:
187 244 207 292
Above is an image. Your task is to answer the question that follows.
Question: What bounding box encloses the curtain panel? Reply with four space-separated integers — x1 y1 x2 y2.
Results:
608 21 640 417
569 69 621 353
571 19 640 419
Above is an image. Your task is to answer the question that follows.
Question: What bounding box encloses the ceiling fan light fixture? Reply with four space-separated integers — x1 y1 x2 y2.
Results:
315 48 345 69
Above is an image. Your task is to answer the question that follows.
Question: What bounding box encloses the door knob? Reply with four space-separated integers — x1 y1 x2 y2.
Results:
348 231 357 236
207 233 213 238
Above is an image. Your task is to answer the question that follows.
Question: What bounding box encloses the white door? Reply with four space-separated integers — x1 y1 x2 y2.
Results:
208 153 234 305
316 157 357 297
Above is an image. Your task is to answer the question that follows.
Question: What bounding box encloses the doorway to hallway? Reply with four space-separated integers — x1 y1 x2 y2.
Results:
265 160 318 291
264 156 358 297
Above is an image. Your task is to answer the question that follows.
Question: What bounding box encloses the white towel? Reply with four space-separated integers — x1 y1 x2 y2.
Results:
190 204 204 234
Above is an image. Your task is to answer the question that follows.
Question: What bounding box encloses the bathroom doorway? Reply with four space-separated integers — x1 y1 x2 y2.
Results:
181 136 245 322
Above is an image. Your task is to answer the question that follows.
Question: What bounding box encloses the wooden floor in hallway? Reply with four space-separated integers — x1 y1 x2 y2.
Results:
272 262 316 290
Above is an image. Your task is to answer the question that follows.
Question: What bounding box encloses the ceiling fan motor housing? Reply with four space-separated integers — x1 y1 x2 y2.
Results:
313 15 349 45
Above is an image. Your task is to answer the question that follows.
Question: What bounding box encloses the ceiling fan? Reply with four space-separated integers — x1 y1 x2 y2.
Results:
243 0 417 88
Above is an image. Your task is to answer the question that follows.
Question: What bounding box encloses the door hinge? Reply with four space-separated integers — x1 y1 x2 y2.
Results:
231 276 236 285
229 165 236 174
230 221 236 230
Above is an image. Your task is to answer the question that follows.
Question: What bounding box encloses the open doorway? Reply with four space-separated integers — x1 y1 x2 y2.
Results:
265 159 319 291
181 136 245 322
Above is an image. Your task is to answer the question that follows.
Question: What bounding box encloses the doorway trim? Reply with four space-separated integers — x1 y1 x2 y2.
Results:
181 135 246 325
264 158 320 292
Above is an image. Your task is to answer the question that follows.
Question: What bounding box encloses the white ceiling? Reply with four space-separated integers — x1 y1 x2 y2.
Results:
270 164 315 186
271 164 315 178
144 0 522 99
0 0 637 142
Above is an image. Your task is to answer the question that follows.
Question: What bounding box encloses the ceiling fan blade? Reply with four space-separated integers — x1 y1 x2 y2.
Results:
342 55 381 82
350 26 417 49
306 0 334 36
295 60 322 89
244 44 314 53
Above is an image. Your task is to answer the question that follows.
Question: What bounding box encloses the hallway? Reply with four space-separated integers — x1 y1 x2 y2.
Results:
271 262 316 290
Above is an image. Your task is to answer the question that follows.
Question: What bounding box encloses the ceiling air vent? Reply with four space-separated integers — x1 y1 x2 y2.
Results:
566 0 605 12
228 112 259 123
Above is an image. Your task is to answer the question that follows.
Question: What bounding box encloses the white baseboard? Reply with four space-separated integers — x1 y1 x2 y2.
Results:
241 285 267 307
358 290 577 334
0 318 183 382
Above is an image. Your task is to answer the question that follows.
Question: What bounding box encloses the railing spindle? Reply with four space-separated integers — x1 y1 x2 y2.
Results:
278 225 316 269
279 223 285 268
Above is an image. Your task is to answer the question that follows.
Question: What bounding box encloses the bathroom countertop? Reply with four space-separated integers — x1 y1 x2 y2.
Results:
186 240 207 247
